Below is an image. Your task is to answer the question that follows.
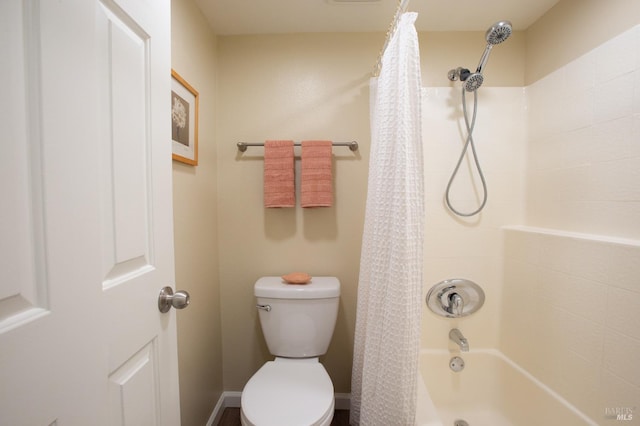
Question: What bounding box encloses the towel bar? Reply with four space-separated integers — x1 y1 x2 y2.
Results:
237 141 358 152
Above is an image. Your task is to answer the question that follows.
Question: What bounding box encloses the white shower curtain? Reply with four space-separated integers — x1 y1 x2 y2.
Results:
350 12 423 426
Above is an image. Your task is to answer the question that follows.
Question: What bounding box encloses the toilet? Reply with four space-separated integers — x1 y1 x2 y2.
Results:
240 276 340 426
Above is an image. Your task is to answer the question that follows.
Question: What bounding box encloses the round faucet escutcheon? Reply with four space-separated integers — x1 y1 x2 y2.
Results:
426 278 485 318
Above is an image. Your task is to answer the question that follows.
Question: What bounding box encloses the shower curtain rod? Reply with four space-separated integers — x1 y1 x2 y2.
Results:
372 0 411 77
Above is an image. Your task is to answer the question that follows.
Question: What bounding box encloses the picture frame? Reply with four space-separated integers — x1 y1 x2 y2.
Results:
171 69 199 165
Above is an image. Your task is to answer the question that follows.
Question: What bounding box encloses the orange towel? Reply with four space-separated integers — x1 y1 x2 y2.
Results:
264 140 295 208
301 141 333 208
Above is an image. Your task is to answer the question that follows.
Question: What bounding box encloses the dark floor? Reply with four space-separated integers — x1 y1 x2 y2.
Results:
218 408 350 426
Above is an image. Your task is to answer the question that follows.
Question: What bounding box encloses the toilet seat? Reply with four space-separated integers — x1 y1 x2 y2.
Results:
241 358 335 426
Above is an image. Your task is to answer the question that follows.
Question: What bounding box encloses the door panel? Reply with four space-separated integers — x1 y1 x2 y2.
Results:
97 1 153 286
0 0 49 332
109 340 160 426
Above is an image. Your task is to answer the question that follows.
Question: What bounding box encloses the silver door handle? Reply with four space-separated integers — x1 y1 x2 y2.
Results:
158 286 190 313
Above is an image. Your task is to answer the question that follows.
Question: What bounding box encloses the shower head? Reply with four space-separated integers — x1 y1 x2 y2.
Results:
463 73 484 92
475 20 512 76
448 68 484 92
447 20 512 92
485 20 512 46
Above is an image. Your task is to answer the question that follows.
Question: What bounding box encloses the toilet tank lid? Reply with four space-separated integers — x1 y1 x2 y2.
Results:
255 276 340 299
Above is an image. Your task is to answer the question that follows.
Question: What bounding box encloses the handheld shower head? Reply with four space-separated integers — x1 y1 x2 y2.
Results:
447 20 512 92
445 21 513 216
485 20 512 46
475 20 512 76
463 73 484 92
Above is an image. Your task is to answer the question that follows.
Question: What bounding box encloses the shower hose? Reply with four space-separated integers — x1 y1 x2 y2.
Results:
445 87 488 217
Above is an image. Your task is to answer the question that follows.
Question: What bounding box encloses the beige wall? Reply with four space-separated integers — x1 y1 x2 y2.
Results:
216 33 373 393
171 0 223 425
526 0 640 84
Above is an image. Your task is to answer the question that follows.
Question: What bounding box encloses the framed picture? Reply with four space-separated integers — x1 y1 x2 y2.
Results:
171 69 199 165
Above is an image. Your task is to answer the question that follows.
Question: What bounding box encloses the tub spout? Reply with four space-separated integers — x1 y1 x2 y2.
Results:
449 328 469 352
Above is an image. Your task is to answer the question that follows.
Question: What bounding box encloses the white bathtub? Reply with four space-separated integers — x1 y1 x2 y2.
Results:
415 349 597 426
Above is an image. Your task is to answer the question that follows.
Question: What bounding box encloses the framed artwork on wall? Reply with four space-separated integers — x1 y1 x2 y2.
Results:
171 69 199 165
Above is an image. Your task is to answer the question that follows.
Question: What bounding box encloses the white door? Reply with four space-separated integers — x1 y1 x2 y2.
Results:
0 0 181 425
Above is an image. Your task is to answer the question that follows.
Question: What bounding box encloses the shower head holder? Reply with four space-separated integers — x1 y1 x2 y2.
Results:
447 67 471 82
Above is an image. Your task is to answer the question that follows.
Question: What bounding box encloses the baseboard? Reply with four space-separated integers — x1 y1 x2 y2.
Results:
206 391 242 426
206 392 351 425
334 393 351 410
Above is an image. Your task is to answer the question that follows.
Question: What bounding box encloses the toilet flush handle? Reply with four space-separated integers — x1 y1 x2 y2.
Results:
256 304 271 312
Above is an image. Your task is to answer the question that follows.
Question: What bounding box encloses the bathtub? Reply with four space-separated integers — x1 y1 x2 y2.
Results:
415 349 597 426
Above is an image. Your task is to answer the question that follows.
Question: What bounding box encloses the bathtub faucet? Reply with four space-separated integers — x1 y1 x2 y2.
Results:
449 328 469 352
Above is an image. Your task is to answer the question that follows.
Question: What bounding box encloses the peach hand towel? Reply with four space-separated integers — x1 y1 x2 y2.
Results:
301 141 333 208
264 140 295 208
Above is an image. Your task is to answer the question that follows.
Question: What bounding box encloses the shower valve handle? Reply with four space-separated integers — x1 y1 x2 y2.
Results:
449 293 464 317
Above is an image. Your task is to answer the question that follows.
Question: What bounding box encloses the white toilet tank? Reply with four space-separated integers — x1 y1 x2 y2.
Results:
255 276 340 358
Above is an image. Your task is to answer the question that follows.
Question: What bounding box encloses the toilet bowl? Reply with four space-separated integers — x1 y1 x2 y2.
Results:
240 276 340 426
240 358 334 426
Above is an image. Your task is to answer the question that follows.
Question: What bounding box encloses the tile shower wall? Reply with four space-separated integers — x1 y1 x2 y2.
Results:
502 227 640 423
501 24 640 423
526 25 640 239
421 87 526 349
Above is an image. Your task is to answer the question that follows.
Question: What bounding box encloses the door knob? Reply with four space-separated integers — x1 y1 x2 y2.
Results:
158 286 190 313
